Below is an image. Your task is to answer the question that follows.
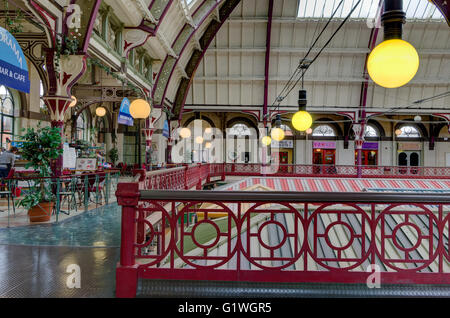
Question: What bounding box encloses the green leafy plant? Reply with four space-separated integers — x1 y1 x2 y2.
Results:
54 35 80 75
108 147 119 165
16 124 63 210
3 0 24 34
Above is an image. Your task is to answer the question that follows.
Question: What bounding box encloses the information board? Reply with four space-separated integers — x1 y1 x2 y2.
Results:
63 143 77 169
75 158 97 171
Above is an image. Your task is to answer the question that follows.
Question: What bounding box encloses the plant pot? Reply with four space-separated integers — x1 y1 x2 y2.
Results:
28 202 55 223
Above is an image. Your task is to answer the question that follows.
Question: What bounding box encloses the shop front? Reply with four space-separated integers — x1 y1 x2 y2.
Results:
355 142 379 166
313 141 336 174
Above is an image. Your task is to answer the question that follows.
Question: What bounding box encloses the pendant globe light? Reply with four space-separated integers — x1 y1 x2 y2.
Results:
367 0 419 88
292 89 313 132
130 99 151 119
195 136 204 144
271 114 285 142
261 136 272 146
129 98 151 168
180 127 191 139
96 106 106 117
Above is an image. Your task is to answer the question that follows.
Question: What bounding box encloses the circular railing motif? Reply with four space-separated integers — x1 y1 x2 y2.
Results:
257 220 288 250
134 202 173 267
324 221 355 251
374 204 439 272
443 213 450 262
307 203 371 271
240 202 305 270
174 201 238 269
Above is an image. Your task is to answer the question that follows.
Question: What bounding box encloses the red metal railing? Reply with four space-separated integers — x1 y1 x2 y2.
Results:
115 186 450 297
132 164 450 192
133 164 226 191
223 163 450 179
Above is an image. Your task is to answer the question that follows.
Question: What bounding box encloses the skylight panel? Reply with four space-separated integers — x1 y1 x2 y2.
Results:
185 0 197 8
296 0 445 20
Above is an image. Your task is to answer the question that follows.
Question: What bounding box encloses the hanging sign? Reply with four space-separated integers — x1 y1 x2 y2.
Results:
398 142 422 151
118 97 134 126
0 27 30 93
162 120 170 138
362 142 379 150
313 141 336 149
272 140 294 148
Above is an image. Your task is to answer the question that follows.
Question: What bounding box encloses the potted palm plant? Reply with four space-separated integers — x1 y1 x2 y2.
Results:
108 147 118 166
17 124 63 222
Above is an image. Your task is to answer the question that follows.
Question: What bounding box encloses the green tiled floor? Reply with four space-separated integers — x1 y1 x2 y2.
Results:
0 203 121 247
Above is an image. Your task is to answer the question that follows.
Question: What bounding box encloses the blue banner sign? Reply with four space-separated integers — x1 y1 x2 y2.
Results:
118 97 134 126
11 141 24 148
0 27 30 93
163 120 170 138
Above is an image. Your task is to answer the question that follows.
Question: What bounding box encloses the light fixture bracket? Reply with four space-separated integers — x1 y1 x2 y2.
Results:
275 114 282 128
298 89 307 111
381 0 406 41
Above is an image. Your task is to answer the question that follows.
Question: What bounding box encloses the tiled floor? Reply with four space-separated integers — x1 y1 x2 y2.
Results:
0 245 119 298
0 204 121 247
0 203 122 298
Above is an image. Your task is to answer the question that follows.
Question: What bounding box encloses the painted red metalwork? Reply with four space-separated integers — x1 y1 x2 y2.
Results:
116 185 450 298
431 0 450 26
152 0 226 106
222 163 450 179
133 163 450 195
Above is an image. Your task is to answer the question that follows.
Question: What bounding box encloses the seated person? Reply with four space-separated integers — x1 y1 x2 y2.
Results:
0 146 18 179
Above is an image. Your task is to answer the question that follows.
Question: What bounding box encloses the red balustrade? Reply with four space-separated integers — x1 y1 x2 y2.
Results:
116 186 450 297
223 164 450 179
133 163 450 193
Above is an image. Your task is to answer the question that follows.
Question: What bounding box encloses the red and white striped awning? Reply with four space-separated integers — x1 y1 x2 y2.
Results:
222 177 450 193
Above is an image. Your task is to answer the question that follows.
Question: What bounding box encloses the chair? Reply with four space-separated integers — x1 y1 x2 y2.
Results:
0 169 16 216
57 176 79 215
117 162 127 175
80 172 107 207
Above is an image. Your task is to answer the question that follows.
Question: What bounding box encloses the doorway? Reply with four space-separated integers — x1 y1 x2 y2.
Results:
313 149 336 174
398 151 421 174
398 151 421 166
355 150 378 166
313 149 336 165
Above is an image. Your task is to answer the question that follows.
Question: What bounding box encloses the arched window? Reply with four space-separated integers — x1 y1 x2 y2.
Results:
364 124 379 138
76 113 86 140
280 124 293 137
312 124 336 137
397 125 421 138
228 123 253 137
39 81 48 115
0 86 15 149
